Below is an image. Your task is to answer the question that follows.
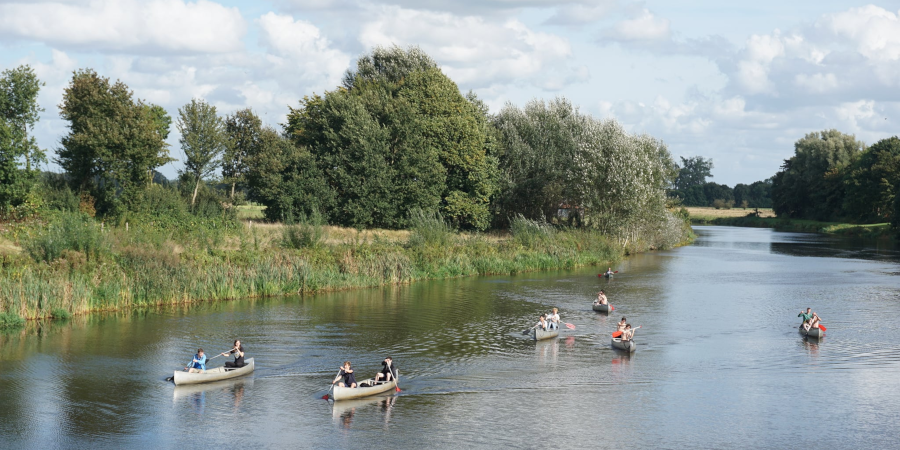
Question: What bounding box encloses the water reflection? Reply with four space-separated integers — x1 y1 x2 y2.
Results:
331 395 398 430
173 379 253 415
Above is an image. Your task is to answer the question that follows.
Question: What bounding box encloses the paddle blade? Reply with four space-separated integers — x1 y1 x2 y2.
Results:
565 323 576 330
322 394 330 400
614 271 619 273
610 305 615 311
395 386 401 392
597 274 602 278
612 331 623 338
818 324 826 331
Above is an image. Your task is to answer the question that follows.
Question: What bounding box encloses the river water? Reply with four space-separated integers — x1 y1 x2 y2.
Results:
2 226 899 449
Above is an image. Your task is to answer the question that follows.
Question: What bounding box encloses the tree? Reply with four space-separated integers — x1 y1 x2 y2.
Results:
772 130 863 220
844 136 900 222
57 69 172 215
702 182 734 207
674 156 714 192
176 98 227 209
223 108 262 199
0 65 45 210
244 127 334 221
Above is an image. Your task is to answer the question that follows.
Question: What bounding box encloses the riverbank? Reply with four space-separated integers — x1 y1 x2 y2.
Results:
689 211 891 238
0 214 692 326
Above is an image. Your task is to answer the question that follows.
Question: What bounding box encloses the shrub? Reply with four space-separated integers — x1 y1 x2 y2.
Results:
510 214 555 248
407 208 453 247
24 211 108 263
282 209 326 249
0 312 25 329
50 308 72 320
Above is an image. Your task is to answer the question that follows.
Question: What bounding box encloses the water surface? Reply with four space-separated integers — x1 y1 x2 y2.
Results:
2 226 899 449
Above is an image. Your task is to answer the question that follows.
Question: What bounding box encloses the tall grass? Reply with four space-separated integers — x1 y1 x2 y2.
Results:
24 212 108 262
282 209 326 249
407 208 454 247
1 221 625 320
509 214 555 248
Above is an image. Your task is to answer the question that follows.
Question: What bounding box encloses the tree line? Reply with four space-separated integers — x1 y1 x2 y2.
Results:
668 155 772 209
1 46 689 248
769 129 900 227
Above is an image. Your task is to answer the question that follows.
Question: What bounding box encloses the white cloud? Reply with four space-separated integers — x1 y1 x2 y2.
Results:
358 5 585 90
603 8 671 42
0 0 246 54
818 6 900 62
257 12 351 89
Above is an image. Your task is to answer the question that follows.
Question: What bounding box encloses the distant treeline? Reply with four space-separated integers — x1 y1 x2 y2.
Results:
667 156 772 209
768 130 900 228
1 46 689 249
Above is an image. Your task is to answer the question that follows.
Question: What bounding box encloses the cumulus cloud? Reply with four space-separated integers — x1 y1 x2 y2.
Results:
0 0 246 54
358 5 586 90
602 8 671 42
257 12 351 89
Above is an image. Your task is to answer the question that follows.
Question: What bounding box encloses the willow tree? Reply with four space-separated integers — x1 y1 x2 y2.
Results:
494 97 684 248
177 98 226 209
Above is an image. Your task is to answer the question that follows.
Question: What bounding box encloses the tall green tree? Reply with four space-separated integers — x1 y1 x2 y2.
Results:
671 156 714 205
772 130 863 220
176 98 227 209
244 126 334 221
286 46 498 229
57 69 172 215
223 108 262 199
0 65 45 210
844 136 900 222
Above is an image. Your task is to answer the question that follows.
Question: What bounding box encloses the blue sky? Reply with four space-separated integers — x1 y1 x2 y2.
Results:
1 0 897 186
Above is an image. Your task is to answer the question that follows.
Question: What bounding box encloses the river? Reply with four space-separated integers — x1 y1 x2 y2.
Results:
1 226 899 449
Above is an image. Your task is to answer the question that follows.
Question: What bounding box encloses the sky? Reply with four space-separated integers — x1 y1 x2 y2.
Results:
1 0 898 186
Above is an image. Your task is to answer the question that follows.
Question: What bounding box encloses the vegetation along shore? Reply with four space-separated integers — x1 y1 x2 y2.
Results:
0 47 693 327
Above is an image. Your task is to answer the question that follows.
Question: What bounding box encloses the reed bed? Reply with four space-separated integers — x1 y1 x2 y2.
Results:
0 218 624 324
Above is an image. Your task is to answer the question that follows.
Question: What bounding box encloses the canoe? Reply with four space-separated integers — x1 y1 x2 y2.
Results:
532 327 559 341
331 373 399 401
173 358 255 386
611 338 636 352
799 325 823 338
592 303 612 313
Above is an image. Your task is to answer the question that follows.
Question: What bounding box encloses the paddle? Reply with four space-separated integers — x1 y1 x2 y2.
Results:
612 325 641 339
563 322 576 330
597 271 619 277
817 324 827 331
323 369 342 400
522 324 539 335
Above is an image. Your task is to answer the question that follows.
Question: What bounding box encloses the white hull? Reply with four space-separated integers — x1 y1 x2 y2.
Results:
532 327 559 341
611 338 636 352
331 373 399 401
173 358 255 386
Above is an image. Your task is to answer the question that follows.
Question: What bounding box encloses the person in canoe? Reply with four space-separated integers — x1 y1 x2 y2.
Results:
604 268 614 277
798 308 821 330
621 324 636 341
221 340 246 368
616 317 627 333
535 314 548 331
595 290 608 305
333 361 357 388
374 357 398 383
547 308 560 330
185 348 207 373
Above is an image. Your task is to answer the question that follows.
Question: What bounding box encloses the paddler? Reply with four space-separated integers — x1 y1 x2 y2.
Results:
333 361 357 388
547 308 560 330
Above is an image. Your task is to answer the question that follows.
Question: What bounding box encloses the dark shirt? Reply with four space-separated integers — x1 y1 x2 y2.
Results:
340 369 356 386
381 363 398 379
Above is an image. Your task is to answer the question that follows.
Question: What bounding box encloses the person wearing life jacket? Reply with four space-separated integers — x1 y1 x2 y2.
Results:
186 348 207 373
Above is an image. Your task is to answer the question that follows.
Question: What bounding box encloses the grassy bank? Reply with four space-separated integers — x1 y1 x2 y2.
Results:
1 212 691 326
690 213 891 238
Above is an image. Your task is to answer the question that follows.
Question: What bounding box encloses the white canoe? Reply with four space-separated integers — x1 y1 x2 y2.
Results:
331 373 399 401
592 303 612 313
611 338 636 352
799 325 823 338
173 358 255 386
532 327 560 341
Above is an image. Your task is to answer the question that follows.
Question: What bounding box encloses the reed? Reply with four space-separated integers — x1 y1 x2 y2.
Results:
0 218 639 321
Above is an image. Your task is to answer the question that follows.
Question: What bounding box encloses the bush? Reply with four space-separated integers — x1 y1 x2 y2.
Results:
282 209 326 249
24 211 108 263
510 214 555 248
407 208 453 247
50 308 72 320
0 312 25 329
